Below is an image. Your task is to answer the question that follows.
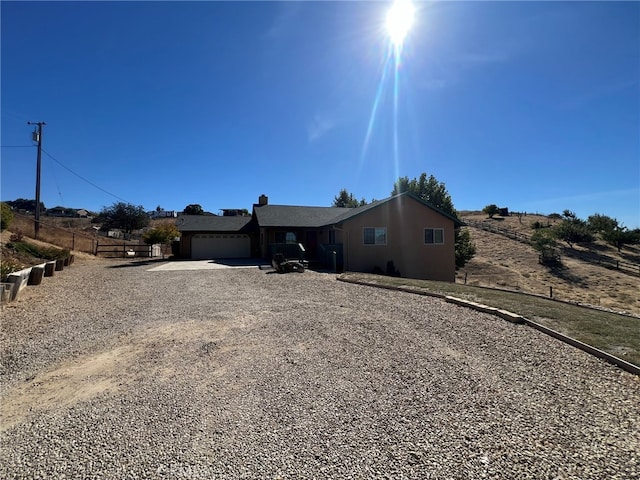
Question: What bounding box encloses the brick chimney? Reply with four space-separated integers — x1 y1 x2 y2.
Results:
258 194 268 206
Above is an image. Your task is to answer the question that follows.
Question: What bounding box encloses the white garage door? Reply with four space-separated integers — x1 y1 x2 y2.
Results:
192 234 250 259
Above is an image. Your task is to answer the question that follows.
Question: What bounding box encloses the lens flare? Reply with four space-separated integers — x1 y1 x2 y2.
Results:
360 0 416 178
385 0 415 48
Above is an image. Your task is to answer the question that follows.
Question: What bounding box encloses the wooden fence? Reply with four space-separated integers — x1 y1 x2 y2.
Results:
95 242 161 258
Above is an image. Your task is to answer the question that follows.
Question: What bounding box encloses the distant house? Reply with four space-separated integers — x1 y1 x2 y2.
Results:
107 230 125 239
176 193 461 281
148 210 178 219
46 206 75 217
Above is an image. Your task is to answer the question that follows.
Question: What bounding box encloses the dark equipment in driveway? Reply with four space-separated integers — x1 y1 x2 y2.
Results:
271 253 306 273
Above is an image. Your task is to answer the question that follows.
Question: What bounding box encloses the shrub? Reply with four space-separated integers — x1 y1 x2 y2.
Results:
6 241 68 260
10 231 24 242
143 223 179 246
531 221 544 230
385 260 401 277
531 229 557 252
0 203 14 231
0 259 25 281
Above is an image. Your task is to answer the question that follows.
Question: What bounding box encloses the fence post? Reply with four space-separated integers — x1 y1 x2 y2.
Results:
549 286 553 299
464 272 467 284
72 232 76 251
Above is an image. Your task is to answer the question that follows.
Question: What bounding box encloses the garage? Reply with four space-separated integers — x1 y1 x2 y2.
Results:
191 233 251 259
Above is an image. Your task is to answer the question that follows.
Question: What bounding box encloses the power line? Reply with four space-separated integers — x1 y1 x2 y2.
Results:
41 148 132 204
1 145 34 148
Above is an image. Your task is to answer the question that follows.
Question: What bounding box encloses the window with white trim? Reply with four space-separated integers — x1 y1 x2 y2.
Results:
364 227 387 245
424 228 444 245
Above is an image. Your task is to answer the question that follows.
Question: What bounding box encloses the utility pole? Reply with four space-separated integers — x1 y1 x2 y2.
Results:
27 121 46 239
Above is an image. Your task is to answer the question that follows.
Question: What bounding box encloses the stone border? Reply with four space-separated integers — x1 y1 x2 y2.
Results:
1 256 72 305
336 277 640 376
6 267 33 302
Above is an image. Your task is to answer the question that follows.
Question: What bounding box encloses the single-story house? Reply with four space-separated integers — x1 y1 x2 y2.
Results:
176 193 462 281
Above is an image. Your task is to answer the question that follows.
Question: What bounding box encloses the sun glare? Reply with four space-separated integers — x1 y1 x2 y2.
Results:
385 0 415 47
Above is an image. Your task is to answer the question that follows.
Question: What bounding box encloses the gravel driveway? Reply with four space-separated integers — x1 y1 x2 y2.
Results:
1 259 639 479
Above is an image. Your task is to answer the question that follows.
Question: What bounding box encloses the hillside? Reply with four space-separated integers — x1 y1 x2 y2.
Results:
458 211 640 316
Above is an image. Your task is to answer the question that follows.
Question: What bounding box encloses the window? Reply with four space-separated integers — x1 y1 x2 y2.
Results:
275 231 297 244
424 228 444 245
364 227 387 245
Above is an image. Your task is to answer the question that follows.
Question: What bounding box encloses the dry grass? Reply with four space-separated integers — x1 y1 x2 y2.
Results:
8 214 98 254
458 211 640 316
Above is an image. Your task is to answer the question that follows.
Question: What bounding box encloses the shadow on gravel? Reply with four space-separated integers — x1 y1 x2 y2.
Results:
107 259 168 269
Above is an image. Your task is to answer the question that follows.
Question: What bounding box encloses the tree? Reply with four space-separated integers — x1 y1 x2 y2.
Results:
143 223 179 246
553 215 593 248
455 228 476 269
601 226 640 252
482 204 500 218
587 213 618 234
392 173 456 217
531 229 558 252
531 229 561 267
5 198 46 213
1 202 14 231
183 204 204 215
391 173 474 268
332 189 365 208
99 202 149 234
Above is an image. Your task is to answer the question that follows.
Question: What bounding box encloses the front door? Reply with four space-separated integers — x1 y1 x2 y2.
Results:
305 231 318 259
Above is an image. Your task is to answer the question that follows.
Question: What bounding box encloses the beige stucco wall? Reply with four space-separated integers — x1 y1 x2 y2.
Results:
342 196 456 282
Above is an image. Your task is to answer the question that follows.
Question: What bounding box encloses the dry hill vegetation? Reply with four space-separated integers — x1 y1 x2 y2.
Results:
457 211 640 316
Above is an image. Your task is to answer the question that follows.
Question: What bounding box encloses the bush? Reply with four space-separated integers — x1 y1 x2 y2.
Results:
1 203 14 231
10 231 24 242
385 260 401 277
6 241 68 260
531 221 544 230
531 229 557 252
143 223 179 245
0 259 25 281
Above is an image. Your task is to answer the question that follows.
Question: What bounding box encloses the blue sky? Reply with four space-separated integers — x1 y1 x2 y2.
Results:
2 1 639 227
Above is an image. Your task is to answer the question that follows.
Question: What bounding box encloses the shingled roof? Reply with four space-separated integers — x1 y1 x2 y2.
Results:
330 193 463 226
176 215 252 232
177 192 462 232
253 205 350 228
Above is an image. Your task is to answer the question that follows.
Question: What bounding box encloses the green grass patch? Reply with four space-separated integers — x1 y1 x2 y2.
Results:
339 272 640 367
